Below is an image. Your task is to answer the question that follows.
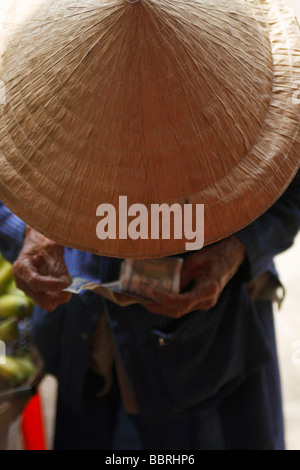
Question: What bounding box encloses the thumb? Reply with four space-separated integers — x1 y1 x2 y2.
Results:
180 256 201 291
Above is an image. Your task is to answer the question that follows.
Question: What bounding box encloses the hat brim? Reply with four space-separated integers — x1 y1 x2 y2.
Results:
0 0 299 258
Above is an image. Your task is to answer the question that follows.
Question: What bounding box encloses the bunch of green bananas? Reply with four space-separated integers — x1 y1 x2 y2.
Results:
0 317 19 343
0 253 34 329
0 354 36 387
0 253 36 386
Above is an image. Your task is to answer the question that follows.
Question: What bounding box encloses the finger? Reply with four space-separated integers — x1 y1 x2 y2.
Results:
56 291 72 304
152 278 218 311
33 253 72 283
34 291 72 312
15 277 72 311
13 276 35 301
152 291 195 313
180 263 198 291
28 273 71 293
180 253 207 290
23 260 71 293
14 257 72 293
13 278 53 311
194 299 218 310
13 258 34 287
39 254 72 283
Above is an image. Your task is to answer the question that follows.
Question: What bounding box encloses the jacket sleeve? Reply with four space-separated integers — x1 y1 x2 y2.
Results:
0 201 26 263
236 170 300 280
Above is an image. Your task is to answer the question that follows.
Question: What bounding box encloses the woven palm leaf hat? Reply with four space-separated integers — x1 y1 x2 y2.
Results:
0 0 299 258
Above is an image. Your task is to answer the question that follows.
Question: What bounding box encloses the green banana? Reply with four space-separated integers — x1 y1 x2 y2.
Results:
14 355 36 378
25 296 35 312
6 281 35 311
6 279 26 297
0 262 13 296
0 317 19 342
0 253 6 268
0 355 32 386
0 295 33 319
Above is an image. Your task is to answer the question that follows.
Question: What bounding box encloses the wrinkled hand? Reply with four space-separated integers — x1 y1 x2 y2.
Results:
145 236 246 318
13 227 72 311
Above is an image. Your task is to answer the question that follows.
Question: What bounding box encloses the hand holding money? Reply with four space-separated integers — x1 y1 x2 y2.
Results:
144 237 246 318
13 227 72 312
12 231 246 317
13 227 184 311
66 258 184 307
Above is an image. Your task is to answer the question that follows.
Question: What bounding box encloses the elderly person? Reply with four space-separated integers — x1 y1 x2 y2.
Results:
0 0 299 450
0 168 299 450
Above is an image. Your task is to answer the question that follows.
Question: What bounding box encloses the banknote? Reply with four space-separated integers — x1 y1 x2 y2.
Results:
121 258 183 301
65 257 184 306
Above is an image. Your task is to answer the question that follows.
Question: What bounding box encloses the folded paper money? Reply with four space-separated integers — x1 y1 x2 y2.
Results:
65 257 184 307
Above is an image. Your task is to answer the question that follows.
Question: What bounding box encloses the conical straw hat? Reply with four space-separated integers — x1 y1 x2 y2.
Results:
0 0 299 258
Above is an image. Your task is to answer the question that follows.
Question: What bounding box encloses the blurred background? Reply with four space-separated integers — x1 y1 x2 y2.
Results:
275 233 300 450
